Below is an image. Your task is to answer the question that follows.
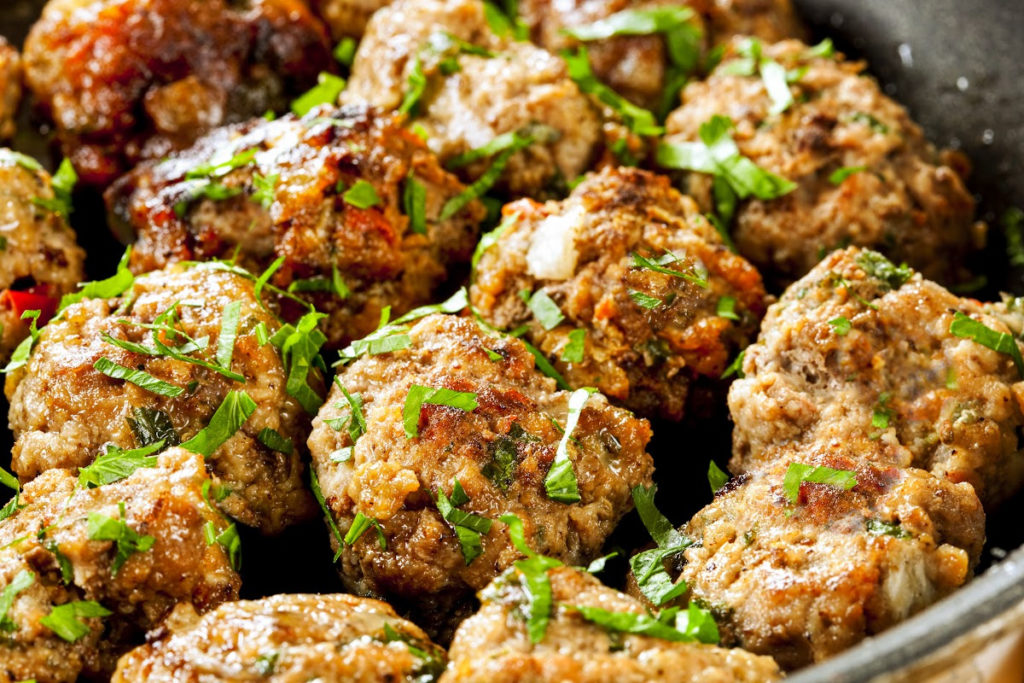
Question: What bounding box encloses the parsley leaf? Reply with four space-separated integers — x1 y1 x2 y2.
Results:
215 302 242 371
345 511 387 549
871 392 894 431
855 250 913 290
499 513 563 643
707 461 729 493
78 441 164 488
866 519 911 539
93 357 184 397
1 310 43 374
86 502 155 575
342 180 381 209
0 570 34 632
572 602 718 644
544 388 595 504
950 311 1024 378
403 173 427 234
631 251 708 288
291 72 346 117
629 484 693 606
334 37 357 67
310 469 345 561
829 165 867 185
186 149 256 180
472 212 517 274
629 290 662 309
563 6 695 41
721 349 745 379
180 391 258 457
716 296 739 321
563 47 662 136
40 600 112 642
256 428 293 454
528 290 565 330
436 481 494 564
782 462 858 504
31 158 77 219
403 385 479 439
829 316 852 336
440 130 540 220
127 407 179 449
269 310 328 414
252 172 278 208
560 328 586 363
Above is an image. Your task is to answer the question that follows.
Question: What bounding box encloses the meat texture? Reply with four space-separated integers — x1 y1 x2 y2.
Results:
106 104 484 348
443 565 782 682
663 39 983 285
343 0 603 197
112 593 447 682
0 448 241 682
728 247 1024 507
0 38 20 140
0 150 86 364
5 263 319 533
22 0 333 186
695 0 807 44
307 313 654 639
471 167 766 420
311 0 391 39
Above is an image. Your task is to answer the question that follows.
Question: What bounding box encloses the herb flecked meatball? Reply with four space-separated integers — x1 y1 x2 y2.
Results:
0 448 241 683
0 38 20 140
661 39 983 285
112 593 446 682
471 167 766 421
0 151 86 366
5 262 320 533
728 247 1024 507
443 565 782 682
22 0 333 186
307 313 654 639
106 104 484 348
343 0 603 197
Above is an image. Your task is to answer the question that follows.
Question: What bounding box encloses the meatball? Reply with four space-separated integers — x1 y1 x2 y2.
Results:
22 0 333 186
0 150 86 365
471 167 766 421
727 247 1024 507
343 0 603 197
112 593 446 682
0 448 241 682
6 263 319 533
311 0 391 39
694 0 807 44
0 38 20 140
662 39 982 284
669 439 984 670
308 313 654 639
443 565 782 682
106 104 484 348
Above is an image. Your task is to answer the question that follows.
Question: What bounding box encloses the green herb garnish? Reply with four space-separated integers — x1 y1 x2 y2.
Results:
950 311 1024 378
403 385 479 439
78 441 164 488
180 391 257 457
40 601 112 642
291 73 346 117
544 388 595 504
782 462 858 504
87 501 156 575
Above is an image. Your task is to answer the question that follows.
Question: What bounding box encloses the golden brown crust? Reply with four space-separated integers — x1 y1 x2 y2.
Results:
0 38 20 141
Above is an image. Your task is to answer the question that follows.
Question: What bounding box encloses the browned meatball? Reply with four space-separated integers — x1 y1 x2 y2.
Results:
112 594 446 682
662 39 983 285
728 247 1024 507
307 313 654 639
6 263 319 533
0 38 20 140
662 439 984 670
0 150 86 365
471 167 766 420
311 0 391 39
694 0 807 44
0 448 241 682
343 0 603 197
22 0 333 186
443 565 782 682
106 104 484 348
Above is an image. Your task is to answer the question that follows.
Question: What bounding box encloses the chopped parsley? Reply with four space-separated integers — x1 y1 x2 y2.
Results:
310 469 345 561
173 180 244 218
180 391 258 457
186 149 256 180
0 466 22 522
31 158 78 219
269 310 329 414
0 570 34 632
560 328 586 363
127 407 179 449
829 165 867 185
829 316 852 336
855 250 913 290
86 501 156 575
482 423 532 490
471 212 517 275
716 296 739 321
345 512 387 550
215 302 242 371
93 357 184 397
403 173 427 234
500 513 563 643
782 462 858 504
291 72 347 117
40 601 112 643
400 33 494 116
203 520 241 570
78 441 163 488
707 461 729 493
403 385 479 439
527 290 565 330
256 428 293 454
325 379 367 446
436 480 494 564
334 37 357 67
629 484 692 606
563 47 662 136
571 602 718 644
871 392 895 431
342 180 381 209
251 172 278 209
866 519 911 539
1 310 43 374
631 250 708 288
483 0 529 40
544 388 595 504
629 290 662 310
721 349 745 379
440 128 543 220
950 311 1024 378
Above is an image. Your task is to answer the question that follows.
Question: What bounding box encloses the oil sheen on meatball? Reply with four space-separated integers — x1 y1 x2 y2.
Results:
112 593 446 682
0 448 241 682
308 313 654 639
443 565 782 682
0 38 20 140
22 0 333 186
728 247 1024 507
5 263 319 533
0 150 86 365
106 104 484 348
343 0 603 197
471 167 766 421
663 39 983 284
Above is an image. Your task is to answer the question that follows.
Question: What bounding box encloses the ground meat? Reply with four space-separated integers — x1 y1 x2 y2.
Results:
5 263 318 533
0 150 86 365
663 39 983 285
471 167 766 421
343 0 603 198
695 0 807 44
311 0 391 39
443 565 782 682
106 104 484 348
669 439 984 670
22 0 333 186
727 247 1024 507
307 313 654 640
0 448 241 682
0 38 20 140
112 593 447 682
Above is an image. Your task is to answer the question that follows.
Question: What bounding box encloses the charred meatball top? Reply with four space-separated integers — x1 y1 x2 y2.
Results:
0 38 20 140
728 247 1024 507
0 448 241 683
471 166 766 421
23 0 333 186
6 262 319 533
343 0 603 198
308 313 654 639
112 593 447 682
662 39 982 285
107 104 484 348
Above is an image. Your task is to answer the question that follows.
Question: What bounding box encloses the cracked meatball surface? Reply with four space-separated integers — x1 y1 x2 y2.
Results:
0 38 20 140
107 104 484 348
471 167 766 420
727 247 1024 507
308 313 654 640
663 39 982 285
23 0 333 186
0 150 86 365
6 263 318 533
343 0 603 197
112 593 446 682
0 448 241 683
443 565 782 682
